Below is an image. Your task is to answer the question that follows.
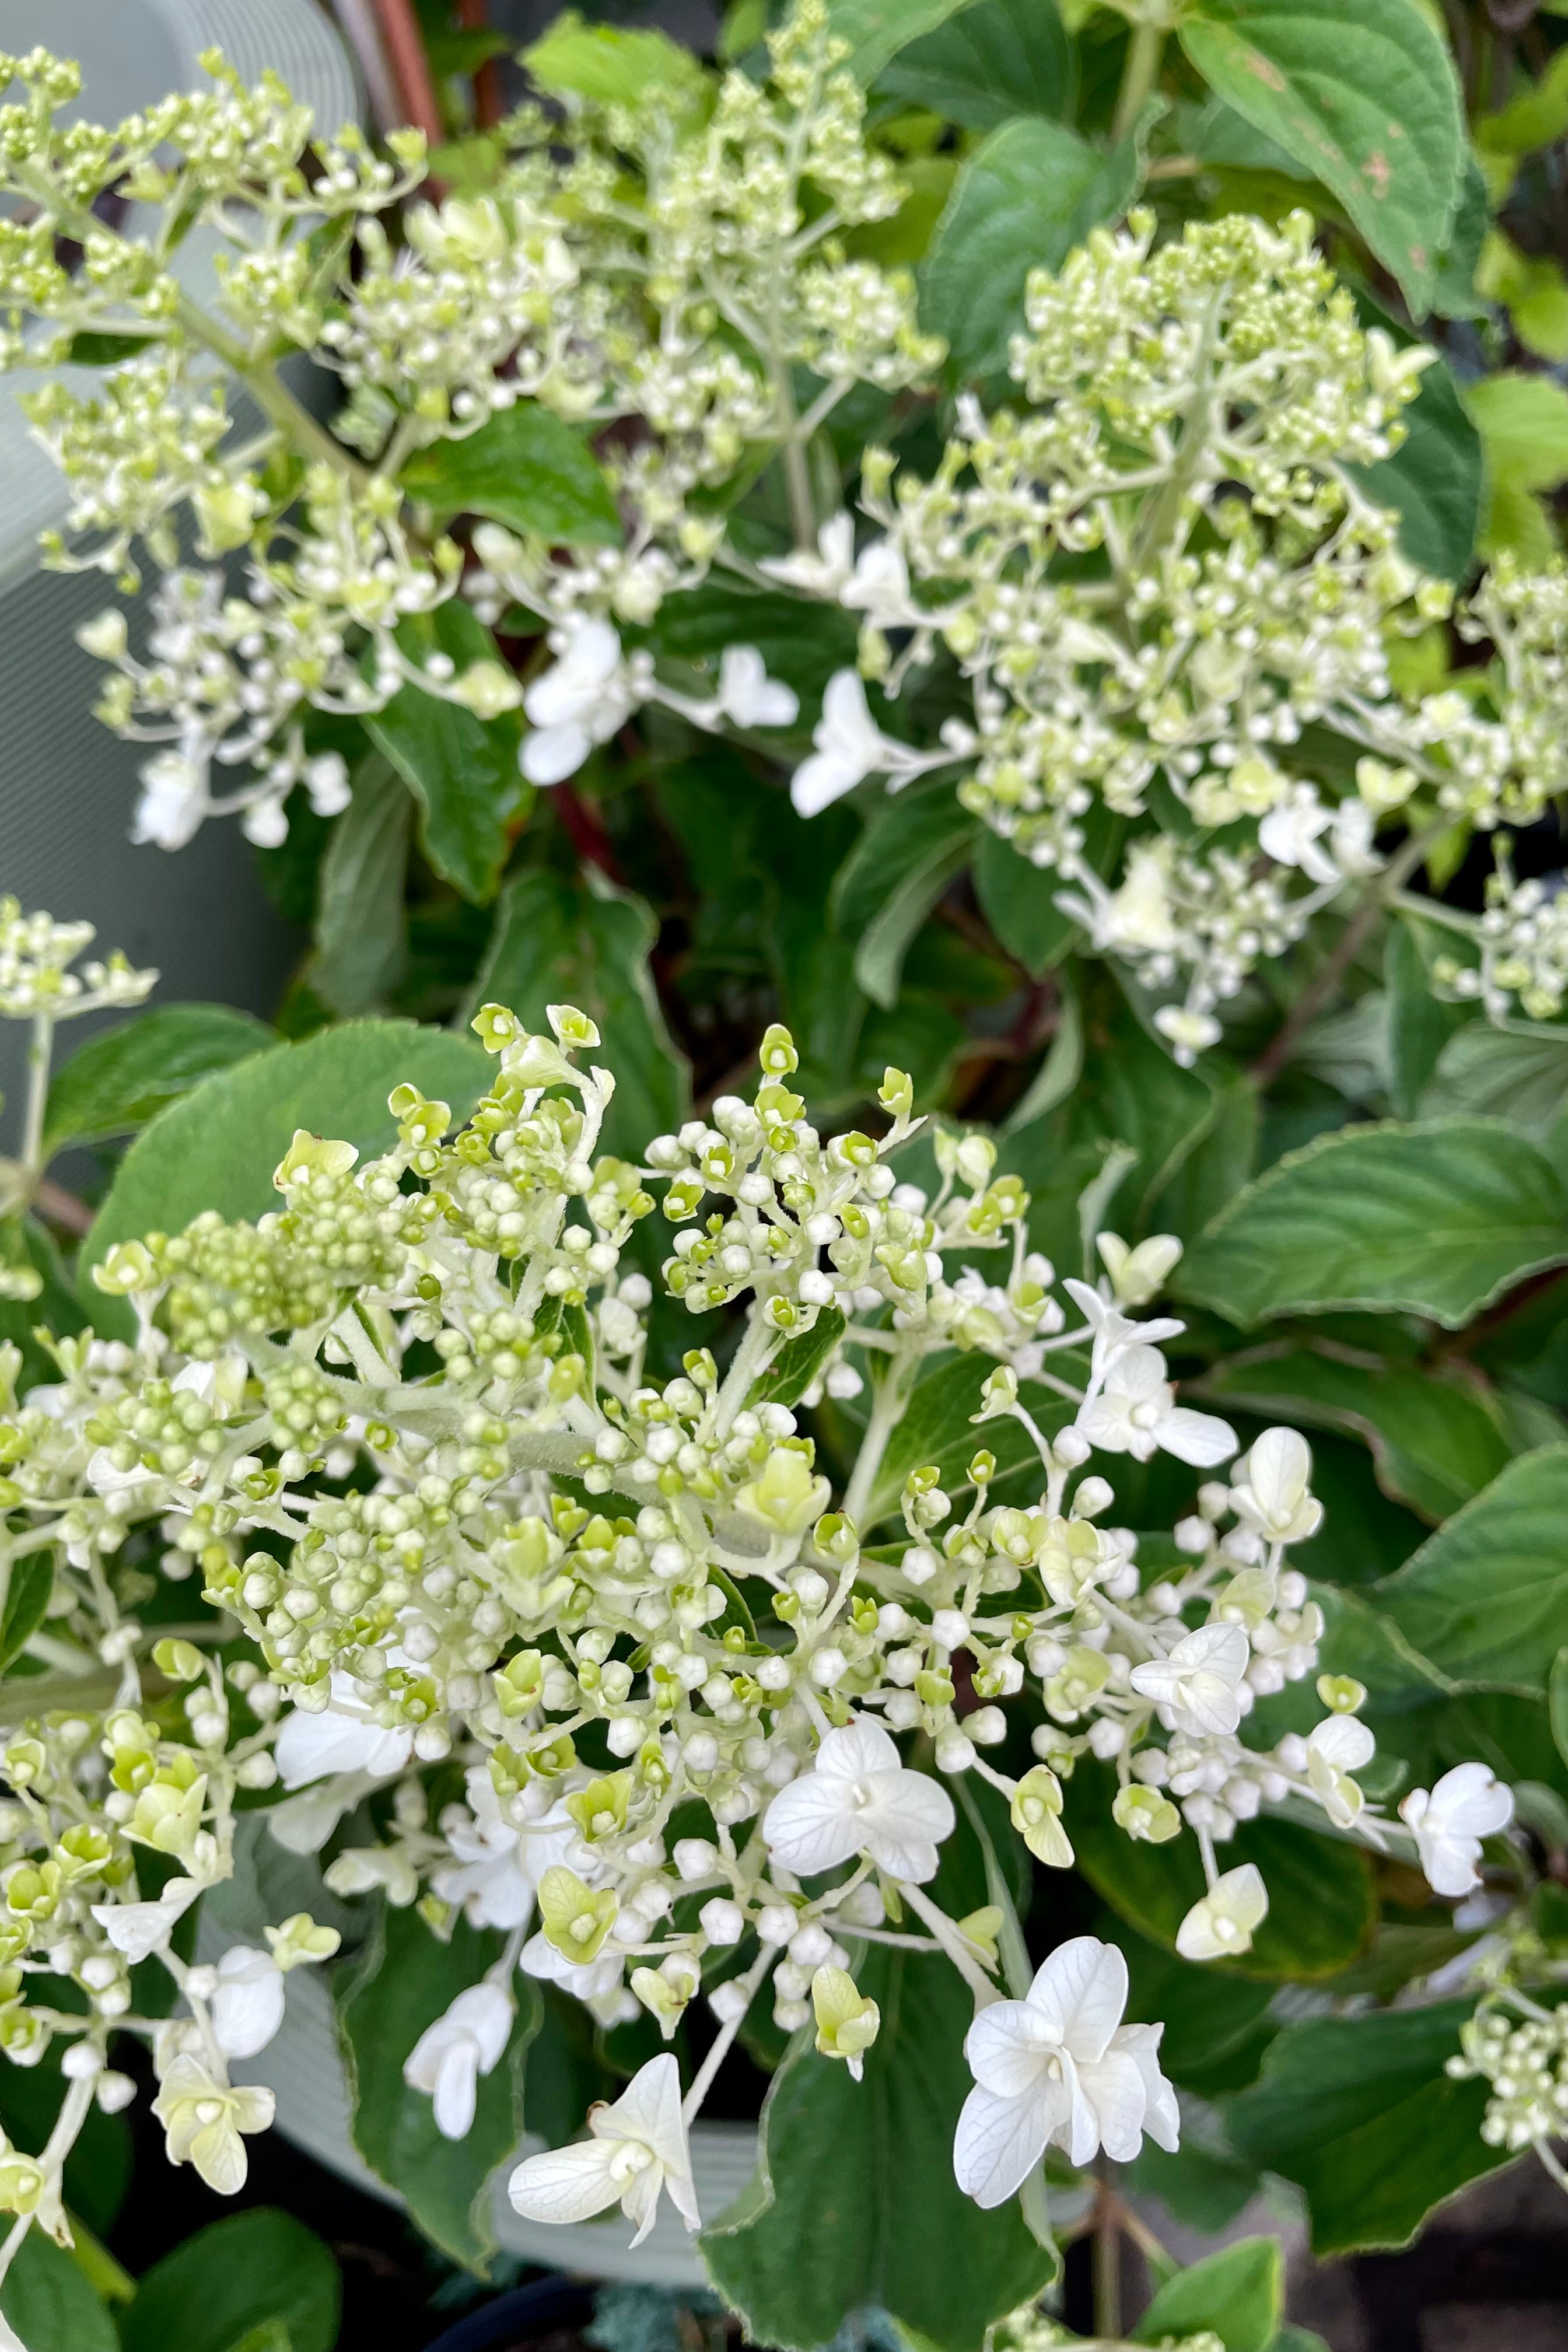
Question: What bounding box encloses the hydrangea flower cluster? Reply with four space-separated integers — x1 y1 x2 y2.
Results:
0 965 1513 2273
9 18 1568 1066
760 213 1568 1056
0 8 922 849
1449 1999 1568 2180
1430 853 1568 1030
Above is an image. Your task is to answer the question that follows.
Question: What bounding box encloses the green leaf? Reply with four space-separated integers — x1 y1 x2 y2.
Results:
876 0 1074 128
340 1902 540 2272
1066 1762 1376 1980
974 808 1123 980
522 13 709 108
311 753 412 1018
866 1349 1075 1525
1200 1344 1513 1521
826 0 985 87
1 2231 117 2352
43 1004 272 1157
921 116 1138 382
1108 1916 1278 2096
399 404 622 547
1478 44 1568 158
1175 1119 1568 1329
832 789 978 1009
463 869 688 1162
65 330 156 365
1419 1025 1568 1136
1371 1444 1568 1696
1224 2001 1506 2253
760 803 869 1114
120 2210 339 2352
1349 323 1480 581
642 581 859 707
1132 2238 1283 2352
1385 918 1472 1121
83 1020 492 1302
702 1937 1054 2351
1468 374 1568 491
1178 0 1464 312
752 1307 847 1408
0 1552 54 1672
1549 1646 1568 1770
368 604 527 905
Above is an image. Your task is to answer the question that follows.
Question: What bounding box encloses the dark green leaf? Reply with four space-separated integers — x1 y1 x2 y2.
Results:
1385 918 1471 1121
876 0 1074 128
832 789 978 1008
1175 1119 1568 1329
368 604 527 905
1124 2134 1264 2234
0 2062 132 2236
643 582 859 706
463 869 688 1162
1178 0 1464 312
752 1308 847 1408
399 404 621 547
65 331 156 365
974 808 1124 980
1066 1762 1376 1980
0 1219 84 1391
43 1005 273 1157
1372 1444 1568 1696
1420 1025 1568 1135
82 1020 493 1305
121 2210 339 2352
1 2231 117 2352
826 0 986 86
1350 323 1480 581
867 1349 1074 1525
921 117 1139 382
0 1553 53 1672
1108 1916 1277 2096
1224 2002 1506 2253
340 1902 540 2271
702 1938 1055 2351
1201 1345 1513 1521
1132 2238 1283 2352
311 754 412 1017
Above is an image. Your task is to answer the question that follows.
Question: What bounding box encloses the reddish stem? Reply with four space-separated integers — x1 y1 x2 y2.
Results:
369 0 446 146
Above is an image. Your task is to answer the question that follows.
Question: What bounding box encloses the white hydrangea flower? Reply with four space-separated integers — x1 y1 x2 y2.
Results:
1306 1714 1376 1832
508 2051 699 2246
1176 1863 1269 1962
209 1945 286 2061
953 1937 1177 2206
520 618 639 785
274 1674 416 1789
404 1982 513 2140
430 1768 580 1931
1401 1763 1514 1898
1076 1343 1237 1469
1229 1429 1323 1544
762 1718 954 1883
1130 1623 1251 1737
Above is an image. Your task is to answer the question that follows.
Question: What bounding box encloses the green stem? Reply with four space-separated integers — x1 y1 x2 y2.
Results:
1094 2160 1123 2340
1112 18 1166 144
841 1332 923 1530
173 294 373 489
19 1011 53 1203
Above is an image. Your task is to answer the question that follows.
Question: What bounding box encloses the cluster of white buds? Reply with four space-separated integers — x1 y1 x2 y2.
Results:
0 5 941 850
1449 2000 1568 2159
0 960 1516 2267
768 212 1568 1051
1433 852 1568 1029
0 898 157 1236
